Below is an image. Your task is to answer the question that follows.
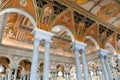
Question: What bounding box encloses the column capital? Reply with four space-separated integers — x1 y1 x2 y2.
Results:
32 28 54 41
72 40 87 50
98 49 108 57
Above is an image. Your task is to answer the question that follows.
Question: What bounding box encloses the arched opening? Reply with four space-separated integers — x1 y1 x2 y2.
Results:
70 66 77 80
56 64 65 80
88 61 99 80
50 25 74 57
0 8 36 27
0 56 10 78
84 36 99 54
0 8 36 49
105 43 116 54
38 62 44 80
18 59 31 79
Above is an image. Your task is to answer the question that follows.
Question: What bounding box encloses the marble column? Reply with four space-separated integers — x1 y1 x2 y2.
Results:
23 74 26 80
8 68 13 80
13 68 18 80
98 49 109 80
104 55 113 80
88 71 92 80
64 72 67 80
80 48 88 80
98 71 103 80
112 66 119 80
72 41 82 80
30 39 40 80
30 28 54 80
5 71 8 80
43 40 53 80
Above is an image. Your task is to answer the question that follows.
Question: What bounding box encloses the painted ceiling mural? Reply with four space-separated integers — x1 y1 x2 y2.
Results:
0 0 120 56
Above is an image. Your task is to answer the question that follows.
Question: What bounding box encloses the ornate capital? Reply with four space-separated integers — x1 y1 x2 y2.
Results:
98 49 108 57
32 28 54 42
72 40 87 51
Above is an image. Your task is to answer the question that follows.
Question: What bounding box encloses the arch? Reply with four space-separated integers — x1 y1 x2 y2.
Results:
0 8 36 28
0 55 11 63
0 56 10 70
56 64 65 72
105 43 116 54
18 58 31 64
85 36 99 49
39 62 44 73
19 59 31 73
51 25 75 41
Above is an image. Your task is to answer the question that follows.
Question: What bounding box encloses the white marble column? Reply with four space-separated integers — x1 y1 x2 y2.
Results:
5 71 8 80
43 34 53 80
98 71 103 80
72 41 82 80
8 68 13 80
30 38 40 80
13 68 18 80
104 55 113 80
98 49 109 80
30 29 54 80
88 71 92 80
23 74 26 80
80 47 89 80
112 66 119 80
43 41 51 80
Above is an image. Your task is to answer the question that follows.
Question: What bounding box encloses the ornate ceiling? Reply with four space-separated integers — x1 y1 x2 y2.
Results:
0 0 120 57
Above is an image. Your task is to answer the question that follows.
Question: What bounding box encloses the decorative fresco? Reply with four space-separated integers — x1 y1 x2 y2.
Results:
0 0 8 8
97 3 120 20
40 5 54 31
1 0 120 53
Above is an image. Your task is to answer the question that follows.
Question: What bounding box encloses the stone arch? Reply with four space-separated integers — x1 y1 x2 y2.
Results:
39 62 44 73
105 43 116 54
51 25 75 41
0 8 36 28
85 36 99 49
18 58 31 64
0 54 11 63
56 64 65 72
0 56 10 71
18 59 31 73
84 36 99 54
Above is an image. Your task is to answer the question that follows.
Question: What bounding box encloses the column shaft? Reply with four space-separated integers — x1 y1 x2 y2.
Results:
81 50 89 80
99 72 103 80
105 57 113 80
74 48 82 80
43 41 51 80
30 39 40 80
100 56 109 80
13 69 18 80
8 69 12 80
88 72 92 80
23 75 26 80
113 67 119 80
